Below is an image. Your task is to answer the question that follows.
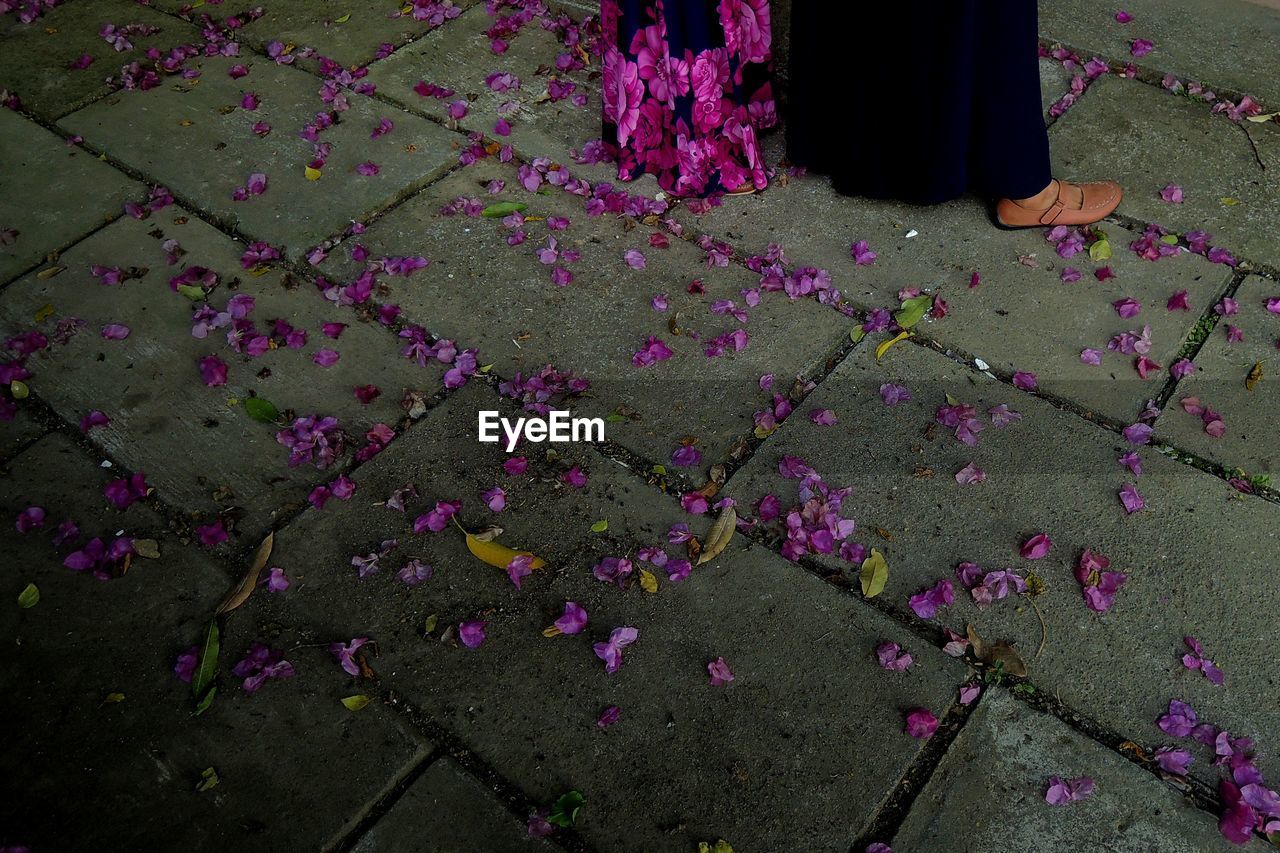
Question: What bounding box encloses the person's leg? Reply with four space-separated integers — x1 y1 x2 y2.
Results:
968 0 1053 200
787 3 980 204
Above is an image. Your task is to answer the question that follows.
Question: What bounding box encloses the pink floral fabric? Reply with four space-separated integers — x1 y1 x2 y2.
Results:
602 0 776 196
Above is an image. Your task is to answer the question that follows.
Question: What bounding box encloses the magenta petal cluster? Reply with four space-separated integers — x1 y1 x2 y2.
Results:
555 601 588 634
1182 636 1225 685
1020 533 1052 560
593 626 638 673
329 637 370 676
908 579 955 620
1045 775 1095 805
707 656 734 686
233 643 295 693
1074 549 1128 613
904 708 938 738
459 620 487 649
876 642 913 672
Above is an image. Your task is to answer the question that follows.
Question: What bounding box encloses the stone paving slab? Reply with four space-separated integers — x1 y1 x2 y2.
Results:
1039 0 1280 108
153 0 484 71
723 335 1280 786
676 132 1236 425
0 0 199 119
350 757 558 853
0 210 444 542
1040 58 1077 121
224 382 969 852
0 108 139 285
891 691 1264 852
1051 74 1280 268
58 55 459 259
0 432 431 852
366 4 612 182
0 405 47 460
1155 275 1280 478
317 158 853 472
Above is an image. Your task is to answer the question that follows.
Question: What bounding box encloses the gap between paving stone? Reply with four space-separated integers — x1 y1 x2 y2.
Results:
720 333 1280 791
222 381 971 852
1050 74 1280 270
361 697 593 853
7 4 1269 845
1038 0 1280 108
57 55 461 260
312 158 855 475
0 432 433 852
890 690 1270 852
342 752 569 853
0 210 456 545
0 108 142 287
18 9 1265 513
0 0 203 120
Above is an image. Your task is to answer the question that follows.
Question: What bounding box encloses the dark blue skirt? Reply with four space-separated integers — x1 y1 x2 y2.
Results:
786 0 1052 204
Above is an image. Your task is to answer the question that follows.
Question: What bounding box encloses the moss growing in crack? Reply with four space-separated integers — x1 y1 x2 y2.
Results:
1174 313 1219 363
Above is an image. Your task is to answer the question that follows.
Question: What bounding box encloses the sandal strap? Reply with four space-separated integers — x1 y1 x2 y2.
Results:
1039 198 1067 225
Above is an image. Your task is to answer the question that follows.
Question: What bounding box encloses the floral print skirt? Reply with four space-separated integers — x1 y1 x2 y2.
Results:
602 0 776 197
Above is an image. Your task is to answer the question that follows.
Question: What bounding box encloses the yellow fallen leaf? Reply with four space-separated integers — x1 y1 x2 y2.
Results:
860 548 888 598
132 539 160 559
36 266 64 280
1246 112 1278 122
304 166 322 181
1246 361 1263 391
34 303 55 322
196 767 218 792
10 380 29 400
1220 197 1240 206
464 533 546 571
638 568 659 593
875 331 909 362
103 692 126 704
334 12 351 23
695 505 736 565
541 625 563 638
341 695 370 711
1089 238 1112 261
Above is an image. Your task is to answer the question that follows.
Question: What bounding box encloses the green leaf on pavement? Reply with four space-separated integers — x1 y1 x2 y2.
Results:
196 767 220 792
547 790 585 827
893 295 933 330
193 685 217 717
859 549 889 599
481 201 528 219
341 695 371 711
17 583 39 608
244 397 279 423
192 621 220 701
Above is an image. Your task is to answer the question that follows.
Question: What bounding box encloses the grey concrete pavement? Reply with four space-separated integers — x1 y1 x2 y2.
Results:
2 0 1279 850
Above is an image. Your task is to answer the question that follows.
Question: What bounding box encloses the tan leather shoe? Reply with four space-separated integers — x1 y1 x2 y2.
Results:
995 179 1123 228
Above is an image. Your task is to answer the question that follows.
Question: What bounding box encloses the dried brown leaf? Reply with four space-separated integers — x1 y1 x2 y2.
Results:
695 505 737 565
215 531 274 615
